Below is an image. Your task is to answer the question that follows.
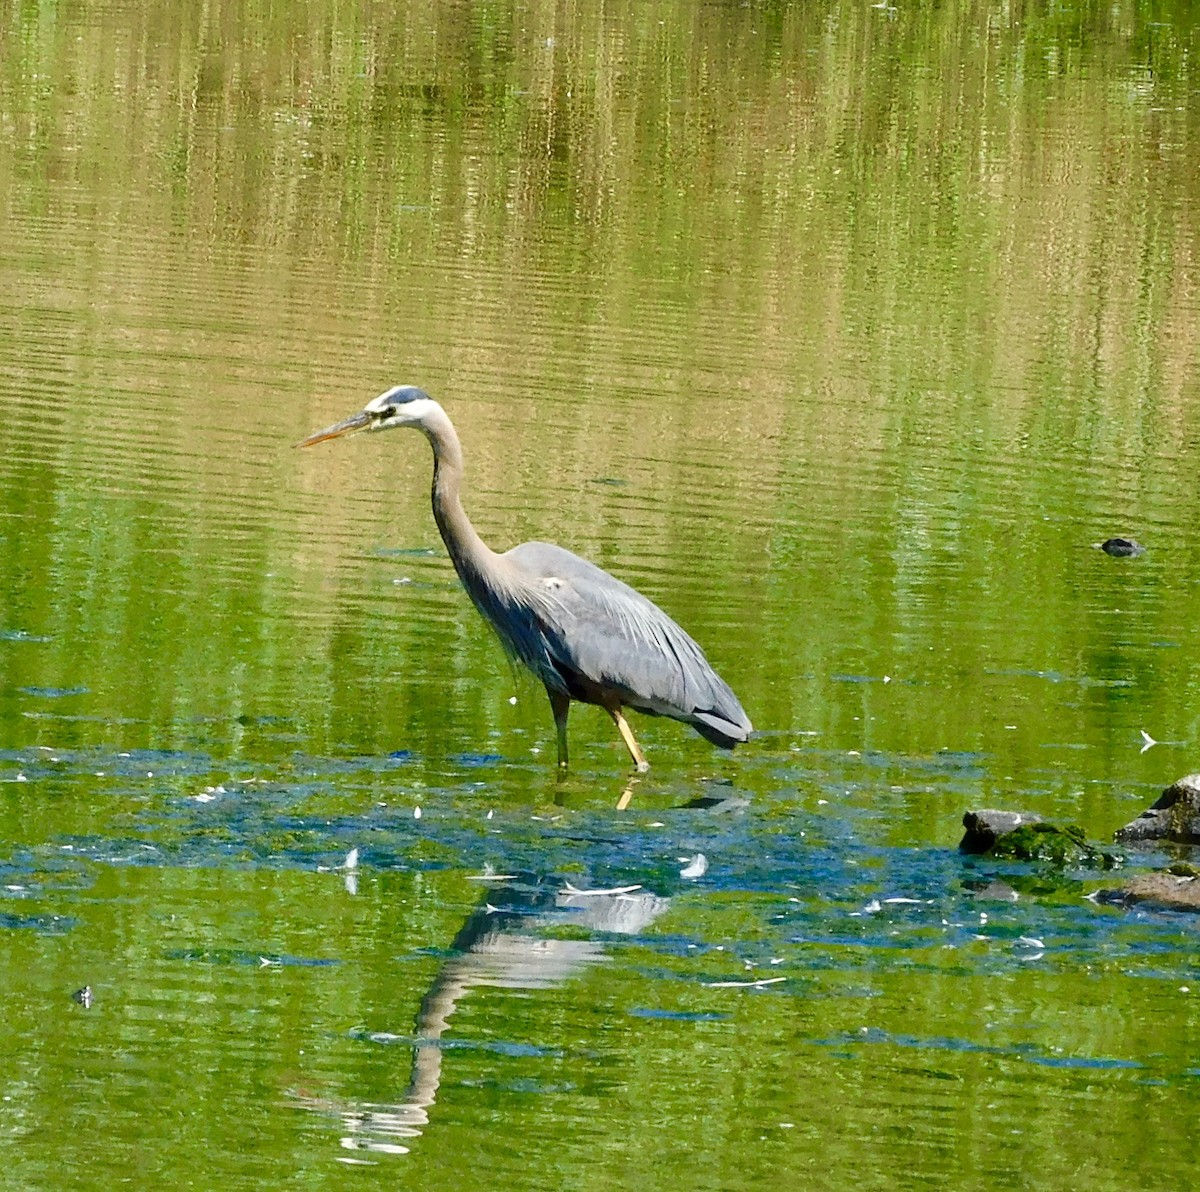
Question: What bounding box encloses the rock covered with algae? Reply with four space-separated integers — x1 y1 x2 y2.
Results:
960 810 1121 868
990 822 1120 868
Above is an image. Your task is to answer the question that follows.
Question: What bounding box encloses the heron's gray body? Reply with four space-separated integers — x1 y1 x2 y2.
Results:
469 541 751 749
301 384 753 770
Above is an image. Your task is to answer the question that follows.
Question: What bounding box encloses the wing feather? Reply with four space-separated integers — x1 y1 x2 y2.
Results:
500 542 752 745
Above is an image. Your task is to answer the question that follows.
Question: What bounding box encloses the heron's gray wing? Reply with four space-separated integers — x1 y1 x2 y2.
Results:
503 542 752 746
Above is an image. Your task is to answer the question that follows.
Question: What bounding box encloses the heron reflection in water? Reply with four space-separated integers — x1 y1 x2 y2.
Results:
301 386 753 771
289 875 669 1156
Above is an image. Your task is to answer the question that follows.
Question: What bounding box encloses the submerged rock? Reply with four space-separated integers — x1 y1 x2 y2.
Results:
961 810 1120 868
1097 869 1200 913
1096 537 1145 557
963 878 1020 902
1115 774 1200 844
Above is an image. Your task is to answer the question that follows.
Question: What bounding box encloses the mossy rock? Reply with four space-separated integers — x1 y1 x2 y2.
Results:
989 821 1121 868
1166 862 1200 878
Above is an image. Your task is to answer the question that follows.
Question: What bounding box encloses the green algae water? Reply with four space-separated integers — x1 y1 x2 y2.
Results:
2 1 1200 1187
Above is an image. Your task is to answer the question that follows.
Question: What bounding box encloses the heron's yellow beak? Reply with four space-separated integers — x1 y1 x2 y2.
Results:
297 409 374 448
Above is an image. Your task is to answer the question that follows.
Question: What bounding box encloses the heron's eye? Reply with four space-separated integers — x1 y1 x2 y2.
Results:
378 407 395 420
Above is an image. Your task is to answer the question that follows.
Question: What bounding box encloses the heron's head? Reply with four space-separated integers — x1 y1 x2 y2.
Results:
299 385 441 447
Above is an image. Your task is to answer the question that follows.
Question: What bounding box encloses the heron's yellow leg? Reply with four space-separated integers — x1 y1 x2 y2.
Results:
615 777 640 811
609 707 650 773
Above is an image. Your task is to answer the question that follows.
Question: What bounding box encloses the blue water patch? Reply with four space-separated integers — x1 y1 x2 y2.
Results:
0 746 219 781
628 1008 729 1022
451 752 505 768
19 686 89 698
1026 1053 1142 1070
985 667 1134 688
811 1028 1142 1072
11 742 1200 1025
460 1077 577 1095
0 911 77 934
0 628 52 642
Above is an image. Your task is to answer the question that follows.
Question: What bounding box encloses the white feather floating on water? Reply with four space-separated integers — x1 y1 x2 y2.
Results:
561 882 642 897
704 976 787 989
316 847 359 875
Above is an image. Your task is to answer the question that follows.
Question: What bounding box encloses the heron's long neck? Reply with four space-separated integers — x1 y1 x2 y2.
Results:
423 410 500 590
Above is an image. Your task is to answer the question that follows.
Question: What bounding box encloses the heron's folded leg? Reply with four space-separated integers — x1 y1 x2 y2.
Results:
609 707 650 773
547 687 571 769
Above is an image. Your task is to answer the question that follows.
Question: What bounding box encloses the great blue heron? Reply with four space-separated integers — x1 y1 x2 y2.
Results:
300 385 753 772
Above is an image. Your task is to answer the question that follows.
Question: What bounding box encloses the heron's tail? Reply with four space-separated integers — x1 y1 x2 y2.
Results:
690 705 754 750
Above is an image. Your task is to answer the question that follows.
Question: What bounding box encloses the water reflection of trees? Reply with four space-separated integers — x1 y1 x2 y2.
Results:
4 0 1198 775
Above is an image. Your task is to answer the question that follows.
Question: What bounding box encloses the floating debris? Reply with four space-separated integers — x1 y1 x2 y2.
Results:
1096 537 1144 557
679 854 708 880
